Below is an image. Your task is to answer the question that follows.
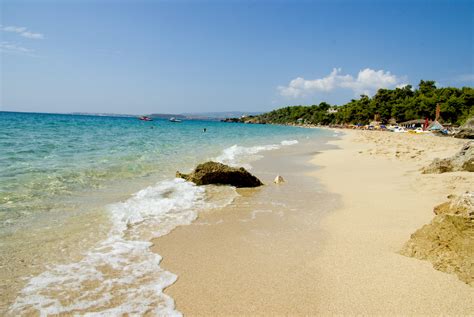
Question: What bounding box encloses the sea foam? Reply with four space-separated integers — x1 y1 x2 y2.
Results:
9 179 225 316
280 140 299 146
216 139 298 169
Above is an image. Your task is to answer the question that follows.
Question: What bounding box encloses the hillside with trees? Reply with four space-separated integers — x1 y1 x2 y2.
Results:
252 81 473 126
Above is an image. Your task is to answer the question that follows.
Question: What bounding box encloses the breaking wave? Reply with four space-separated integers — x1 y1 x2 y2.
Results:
216 140 299 169
9 179 233 316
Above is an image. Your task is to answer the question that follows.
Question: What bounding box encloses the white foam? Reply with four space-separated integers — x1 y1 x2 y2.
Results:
9 178 233 316
280 140 298 146
216 139 299 168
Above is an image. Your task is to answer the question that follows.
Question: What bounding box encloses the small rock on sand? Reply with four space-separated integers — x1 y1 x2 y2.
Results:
274 175 285 184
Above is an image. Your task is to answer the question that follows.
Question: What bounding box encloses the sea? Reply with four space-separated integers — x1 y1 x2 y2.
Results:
0 111 332 315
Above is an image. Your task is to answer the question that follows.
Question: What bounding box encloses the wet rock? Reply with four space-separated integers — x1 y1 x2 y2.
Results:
422 142 473 173
176 161 263 188
455 117 474 139
400 192 474 286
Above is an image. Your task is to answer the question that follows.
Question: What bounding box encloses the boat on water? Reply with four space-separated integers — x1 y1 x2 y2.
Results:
169 117 182 123
139 116 153 121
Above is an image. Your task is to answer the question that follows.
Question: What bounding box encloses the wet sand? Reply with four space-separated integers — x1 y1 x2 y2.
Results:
153 138 339 315
153 130 473 315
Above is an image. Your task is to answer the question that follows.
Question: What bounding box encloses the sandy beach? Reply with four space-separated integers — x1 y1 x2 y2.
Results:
311 130 473 314
153 129 473 315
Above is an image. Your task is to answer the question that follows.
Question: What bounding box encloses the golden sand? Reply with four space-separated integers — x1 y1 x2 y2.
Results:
153 130 473 315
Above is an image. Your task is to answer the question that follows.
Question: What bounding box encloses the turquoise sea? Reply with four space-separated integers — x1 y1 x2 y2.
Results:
0 111 329 315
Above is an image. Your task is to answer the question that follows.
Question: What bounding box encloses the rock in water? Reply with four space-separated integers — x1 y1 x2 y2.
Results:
455 117 474 139
273 175 285 184
422 142 473 173
176 161 263 187
400 192 474 286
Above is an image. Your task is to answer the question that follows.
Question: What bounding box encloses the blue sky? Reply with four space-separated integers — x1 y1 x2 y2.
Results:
1 0 473 114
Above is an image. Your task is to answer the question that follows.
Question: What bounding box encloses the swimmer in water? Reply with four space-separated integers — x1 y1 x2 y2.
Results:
203 128 207 132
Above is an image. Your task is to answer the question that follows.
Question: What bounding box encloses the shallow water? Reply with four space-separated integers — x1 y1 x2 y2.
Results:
0 111 331 315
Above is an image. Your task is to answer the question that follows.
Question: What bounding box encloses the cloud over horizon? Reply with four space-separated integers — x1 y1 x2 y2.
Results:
279 68 406 98
1 25 44 39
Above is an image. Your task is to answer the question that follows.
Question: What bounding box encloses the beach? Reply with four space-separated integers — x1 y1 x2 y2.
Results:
2 113 473 315
3 0 473 314
154 129 473 315
1 112 329 315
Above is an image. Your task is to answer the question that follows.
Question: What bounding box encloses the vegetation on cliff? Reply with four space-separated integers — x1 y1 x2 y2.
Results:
250 81 474 126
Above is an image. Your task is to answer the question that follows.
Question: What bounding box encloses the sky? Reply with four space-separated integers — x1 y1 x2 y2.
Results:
1 0 473 115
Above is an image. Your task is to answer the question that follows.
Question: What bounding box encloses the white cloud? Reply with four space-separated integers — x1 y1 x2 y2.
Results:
3 26 27 33
396 83 409 89
278 68 406 98
0 41 35 55
20 31 44 39
1 25 44 39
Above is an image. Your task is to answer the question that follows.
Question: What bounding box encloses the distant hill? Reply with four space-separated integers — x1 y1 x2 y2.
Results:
180 111 263 120
70 112 136 117
149 111 263 120
148 113 187 120
66 111 264 121
239 81 473 126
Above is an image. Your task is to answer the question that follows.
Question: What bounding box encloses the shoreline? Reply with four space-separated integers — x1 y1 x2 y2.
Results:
155 129 473 315
153 135 338 315
1 120 323 315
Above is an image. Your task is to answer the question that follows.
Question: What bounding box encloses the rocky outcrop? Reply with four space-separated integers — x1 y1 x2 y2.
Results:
220 117 266 124
455 117 474 139
243 117 266 124
400 192 474 286
221 117 243 123
422 142 473 173
176 161 263 187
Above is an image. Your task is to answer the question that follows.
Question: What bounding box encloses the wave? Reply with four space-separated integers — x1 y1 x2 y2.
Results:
215 139 299 169
280 140 299 146
9 138 299 315
9 179 235 316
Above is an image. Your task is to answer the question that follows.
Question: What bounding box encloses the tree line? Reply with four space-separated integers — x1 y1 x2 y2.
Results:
253 81 473 126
